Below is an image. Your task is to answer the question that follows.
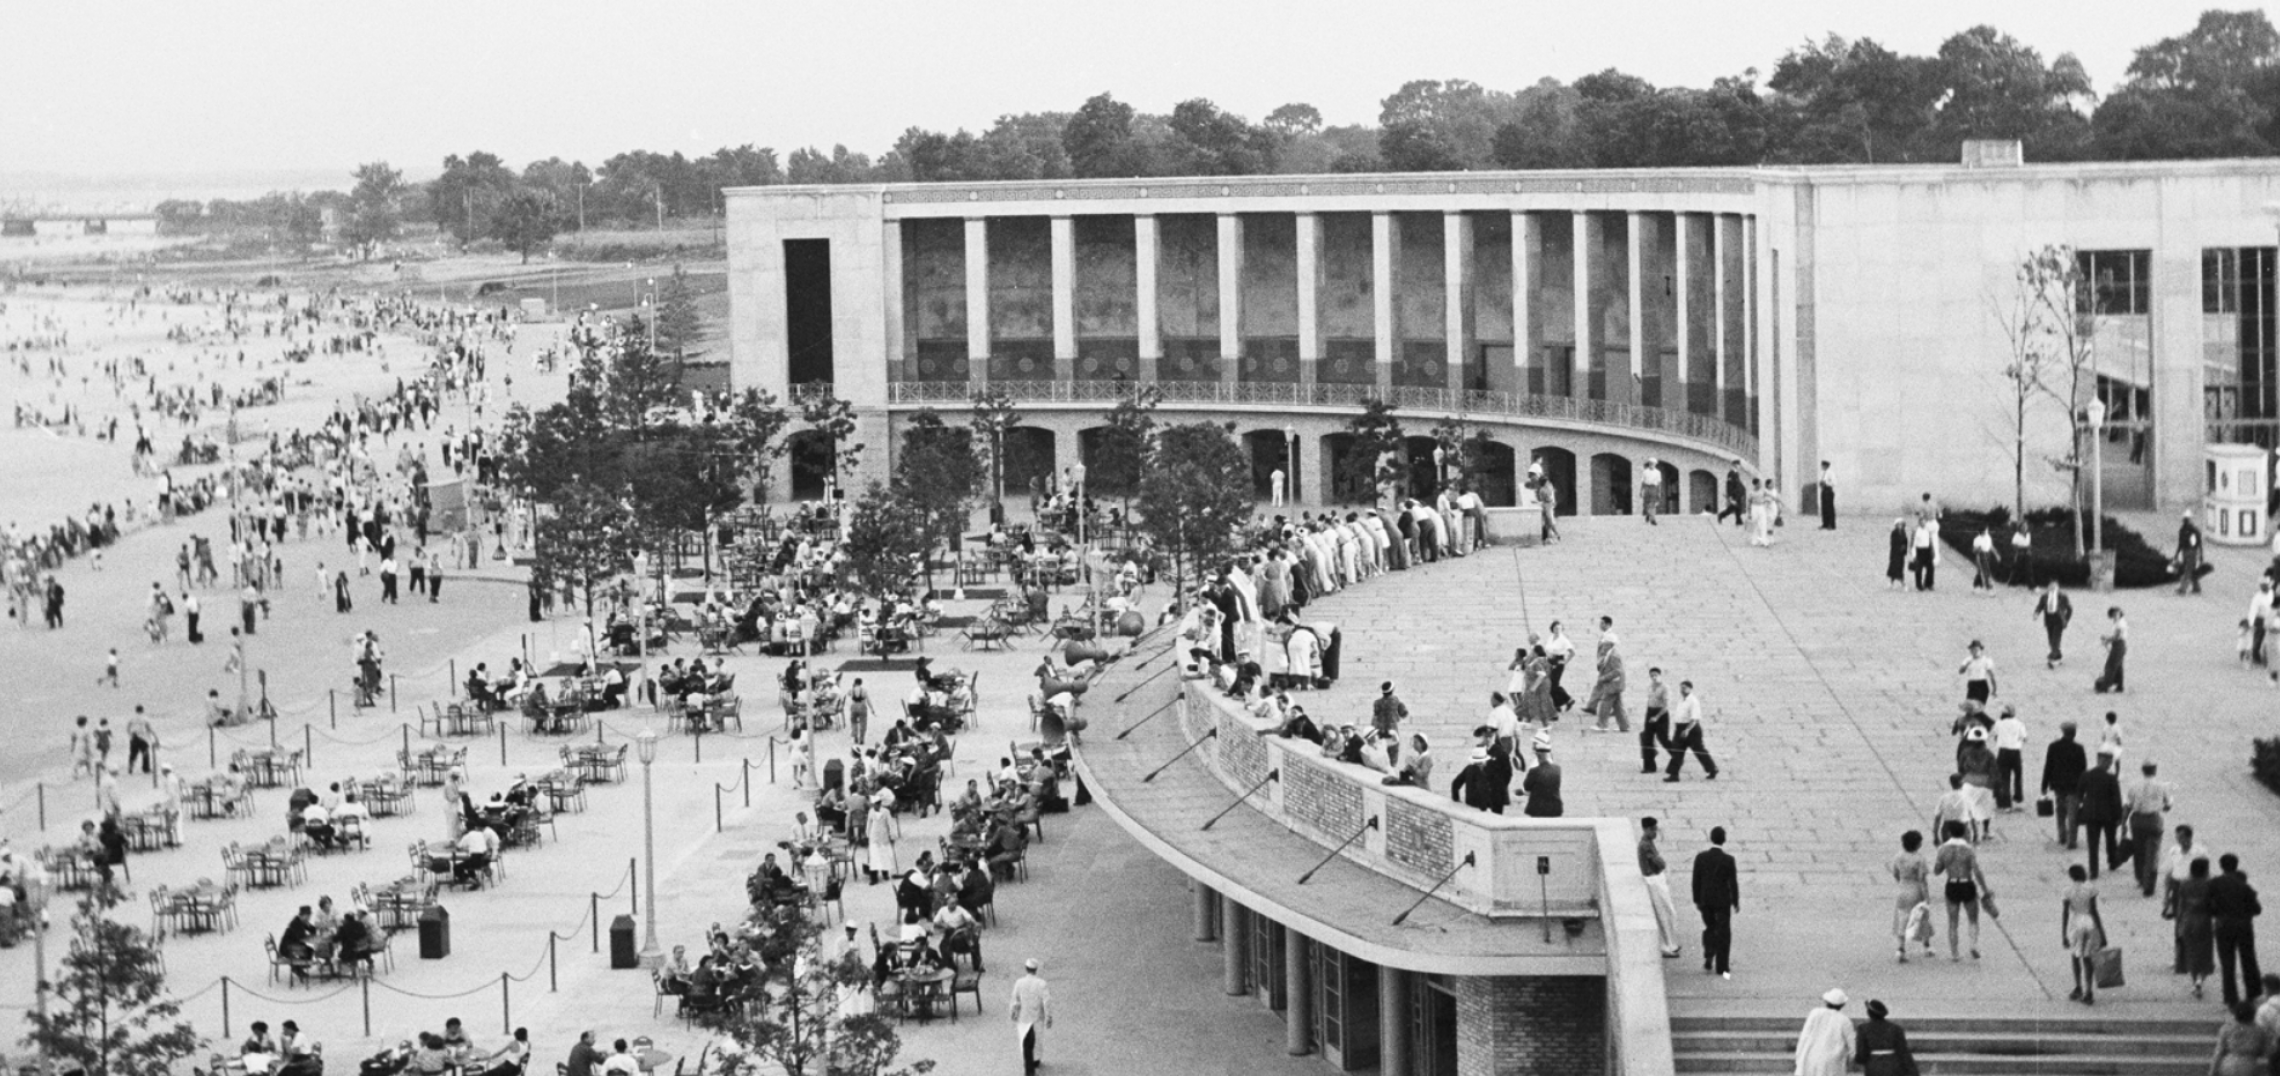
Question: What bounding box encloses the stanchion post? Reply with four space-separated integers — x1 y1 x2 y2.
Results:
548 934 558 992
220 976 232 1038
450 660 458 699
500 972 510 1034
590 894 599 953
361 976 372 1036
694 729 703 764
37 783 45 831
304 725 313 766
329 690 337 729
390 675 398 713
209 726 216 767
401 724 410 762
498 724 507 767
742 760 750 808
769 738 776 784
628 857 637 916
714 786 722 833
267 715 277 748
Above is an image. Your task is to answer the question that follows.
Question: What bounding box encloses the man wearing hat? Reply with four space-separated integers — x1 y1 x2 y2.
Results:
1008 958 1052 1075
1856 999 1918 1076
2040 720 2087 848
1519 732 1562 818
1371 682 1408 739
1792 988 1855 1076
1449 733 1511 815
2076 747 2126 879
2176 508 2204 594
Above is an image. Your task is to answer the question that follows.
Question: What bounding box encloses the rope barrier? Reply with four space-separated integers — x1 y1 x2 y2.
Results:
368 977 499 1001
309 723 412 747
224 979 362 1006
172 978 224 1004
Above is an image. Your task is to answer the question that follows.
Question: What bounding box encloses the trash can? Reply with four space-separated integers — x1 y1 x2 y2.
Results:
609 914 639 969
417 906 450 959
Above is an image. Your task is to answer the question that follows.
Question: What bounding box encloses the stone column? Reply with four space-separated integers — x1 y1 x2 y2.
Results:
1296 212 1322 391
1572 210 1594 399
1745 214 1761 441
1136 214 1162 383
1218 212 1245 387
964 217 990 387
1443 211 1472 395
1283 925 1312 1056
1373 210 1397 392
1222 898 1249 996
1626 210 1646 407
881 220 906 387
1512 211 1536 394
1713 213 1729 419
1050 215 1077 382
1378 966 1410 1076
1674 212 1691 410
1192 881 1218 942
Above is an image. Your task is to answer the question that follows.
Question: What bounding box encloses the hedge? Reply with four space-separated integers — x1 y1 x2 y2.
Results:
1934 506 2214 590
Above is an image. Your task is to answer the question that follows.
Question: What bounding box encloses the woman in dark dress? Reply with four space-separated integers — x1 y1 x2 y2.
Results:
1886 519 1909 590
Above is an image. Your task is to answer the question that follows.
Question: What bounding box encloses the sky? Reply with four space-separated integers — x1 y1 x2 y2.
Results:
0 0 2260 201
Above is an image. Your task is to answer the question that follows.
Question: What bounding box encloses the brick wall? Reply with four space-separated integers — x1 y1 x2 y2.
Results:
1456 975 1606 1076
1219 708 1270 788
1282 753 1364 836
1385 797 1453 875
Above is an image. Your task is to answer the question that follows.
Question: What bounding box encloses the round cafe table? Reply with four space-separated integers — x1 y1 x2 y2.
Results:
901 967 954 1021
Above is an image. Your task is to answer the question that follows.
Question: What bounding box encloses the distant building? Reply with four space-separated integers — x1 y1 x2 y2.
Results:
726 147 2280 514
0 212 158 238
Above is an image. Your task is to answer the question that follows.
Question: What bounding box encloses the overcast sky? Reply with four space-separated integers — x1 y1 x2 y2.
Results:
0 0 2251 189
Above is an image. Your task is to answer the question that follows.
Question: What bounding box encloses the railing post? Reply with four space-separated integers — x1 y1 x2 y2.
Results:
209 726 216 767
499 725 507 767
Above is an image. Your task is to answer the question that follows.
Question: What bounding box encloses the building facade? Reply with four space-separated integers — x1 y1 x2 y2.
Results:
727 157 2280 515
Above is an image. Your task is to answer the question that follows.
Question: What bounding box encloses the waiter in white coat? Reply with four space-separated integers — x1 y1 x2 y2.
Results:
1009 957 1053 1075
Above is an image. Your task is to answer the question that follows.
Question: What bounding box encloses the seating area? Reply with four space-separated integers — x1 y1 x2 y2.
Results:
149 879 240 938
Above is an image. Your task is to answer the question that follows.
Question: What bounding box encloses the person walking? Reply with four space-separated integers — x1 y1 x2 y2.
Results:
2176 509 2205 595
1639 667 1672 774
1933 821 1991 961
1991 705 2027 812
1716 465 1746 527
2209 1000 2273 1076
2041 721 2088 848
2178 857 2217 999
1640 458 1662 525
2093 606 2128 693
2122 761 2174 897
1910 514 1940 591
1958 641 1997 708
125 708 156 775
1639 817 1682 958
1008 958 1052 1076
1692 826 1739 979
1519 733 1562 818
1583 617 1629 734
1371 682 1408 739
2211 854 2265 1007
2031 583 2075 669
1793 988 1856 1076
1856 1000 1921 1076
1885 519 1909 591
1664 681 1718 782
2077 748 2126 879
1817 460 1837 530
2251 582 2273 668
1891 830 1934 963
2060 864 2107 1004
1971 528 1998 593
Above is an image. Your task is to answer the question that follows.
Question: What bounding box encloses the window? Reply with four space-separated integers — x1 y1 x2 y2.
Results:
2075 250 2149 315
2207 248 2241 315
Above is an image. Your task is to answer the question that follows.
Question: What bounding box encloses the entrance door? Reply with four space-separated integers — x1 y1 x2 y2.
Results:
1312 947 1380 1071
1413 975 1458 1076
1250 913 1286 1011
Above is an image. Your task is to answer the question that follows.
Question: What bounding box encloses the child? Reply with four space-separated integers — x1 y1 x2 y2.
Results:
2242 619 2256 667
99 648 120 688
69 716 95 777
2098 710 2123 760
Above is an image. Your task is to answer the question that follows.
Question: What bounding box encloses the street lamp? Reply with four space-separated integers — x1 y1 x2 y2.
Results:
2086 395 2107 560
1283 425 1297 506
635 728 661 967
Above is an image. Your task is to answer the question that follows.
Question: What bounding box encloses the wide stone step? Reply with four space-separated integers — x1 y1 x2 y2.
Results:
1669 1014 2214 1038
1674 1028 2210 1056
1672 1051 2206 1075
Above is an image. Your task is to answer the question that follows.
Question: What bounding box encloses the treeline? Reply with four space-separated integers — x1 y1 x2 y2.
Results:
159 11 2280 253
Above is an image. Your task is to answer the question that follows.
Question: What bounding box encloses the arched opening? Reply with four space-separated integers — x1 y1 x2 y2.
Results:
1650 460 1680 516
1590 453 1634 516
1466 439 1519 507
786 429 835 501
1401 435 1443 498
995 426 1057 500
1323 432 1371 505
1689 469 1719 514
1532 447 1576 517
1241 429 1301 503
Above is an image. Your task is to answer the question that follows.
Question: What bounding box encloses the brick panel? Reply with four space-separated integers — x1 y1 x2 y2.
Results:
1384 798 1453 875
1218 709 1270 788
1281 754 1364 837
1457 976 1605 1076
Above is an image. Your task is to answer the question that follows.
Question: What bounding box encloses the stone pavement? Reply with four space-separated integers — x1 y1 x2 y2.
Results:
1285 510 2280 1021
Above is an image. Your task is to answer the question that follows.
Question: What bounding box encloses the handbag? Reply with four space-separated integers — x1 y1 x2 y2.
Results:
2092 945 2125 989
2036 795 2056 818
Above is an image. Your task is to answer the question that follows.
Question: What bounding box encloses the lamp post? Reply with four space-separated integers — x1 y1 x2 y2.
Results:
635 728 660 967
1284 425 1297 506
2086 395 2107 560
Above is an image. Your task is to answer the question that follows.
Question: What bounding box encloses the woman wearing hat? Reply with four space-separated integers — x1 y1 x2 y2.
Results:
1856 1000 1920 1076
1955 728 1998 843
1792 988 1855 1076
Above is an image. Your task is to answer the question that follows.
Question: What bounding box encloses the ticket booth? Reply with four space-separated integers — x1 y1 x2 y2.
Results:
2205 444 2270 546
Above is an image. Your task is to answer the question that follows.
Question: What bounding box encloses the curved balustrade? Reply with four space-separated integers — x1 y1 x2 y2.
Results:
887 379 1758 459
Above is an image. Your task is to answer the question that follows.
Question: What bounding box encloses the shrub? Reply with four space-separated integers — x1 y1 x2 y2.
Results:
1936 506 2212 590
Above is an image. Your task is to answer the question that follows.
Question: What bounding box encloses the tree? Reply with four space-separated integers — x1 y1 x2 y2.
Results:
968 388 1026 521
1378 79 1512 171
532 483 638 617
622 424 744 573
2094 10 2280 158
796 383 865 485
1263 103 1324 137
605 320 684 428
1490 80 1595 169
841 482 930 594
1134 422 1253 595
2011 244 2100 557
491 188 563 263
892 411 980 591
1089 385 1161 523
725 388 792 505
653 262 705 363
22 883 203 1076
1339 398 1407 504
697 890 931 1076
341 162 406 260
1769 36 1945 163
1931 26 2094 161
429 150 516 246
1063 92 1144 178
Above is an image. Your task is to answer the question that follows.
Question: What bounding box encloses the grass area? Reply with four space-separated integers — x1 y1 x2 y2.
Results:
554 223 725 262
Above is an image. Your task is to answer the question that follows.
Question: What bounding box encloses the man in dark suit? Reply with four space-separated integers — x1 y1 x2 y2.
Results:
2209 854 2264 1007
1691 825 1740 978
2075 748 2125 879
2039 721 2087 848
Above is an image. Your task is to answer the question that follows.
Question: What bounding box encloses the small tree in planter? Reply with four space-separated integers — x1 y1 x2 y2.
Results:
693 898 932 1076
22 882 203 1076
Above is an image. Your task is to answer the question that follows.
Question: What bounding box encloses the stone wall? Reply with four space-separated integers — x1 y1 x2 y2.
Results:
1384 796 1454 875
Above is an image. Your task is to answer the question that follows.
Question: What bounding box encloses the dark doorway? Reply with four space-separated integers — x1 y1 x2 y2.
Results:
1689 469 1719 513
1467 439 1518 507
1402 435 1442 498
786 430 834 501
1413 976 1458 1076
1243 429 1301 503
1324 433 1367 505
997 427 1056 501
784 239 834 387
1534 448 1576 517
1591 452 1634 515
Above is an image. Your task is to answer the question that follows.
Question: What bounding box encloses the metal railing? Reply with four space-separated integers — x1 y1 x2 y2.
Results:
887 379 1758 458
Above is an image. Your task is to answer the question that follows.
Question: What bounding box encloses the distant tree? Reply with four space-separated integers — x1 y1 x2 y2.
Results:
152 199 204 234
892 411 980 590
1134 422 1253 595
1491 80 1596 169
1063 92 1145 178
841 482 930 594
1088 384 1161 521
795 382 865 483
786 145 875 184
1263 103 1325 136
1339 398 1407 503
695 888 932 1076
22 883 203 1076
520 157 594 228
605 321 683 427
968 388 1027 519
490 187 563 263
533 482 638 617
653 262 705 362
2094 9 2280 158
1166 98 1274 174
725 387 792 505
622 424 744 574
428 150 516 246
341 161 406 260
1378 79 1512 171
1931 26 2095 161
1768 36 1945 163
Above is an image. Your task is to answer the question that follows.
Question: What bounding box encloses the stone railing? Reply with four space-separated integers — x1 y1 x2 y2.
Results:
1178 680 1674 1076
887 379 1757 458
871 171 1758 206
